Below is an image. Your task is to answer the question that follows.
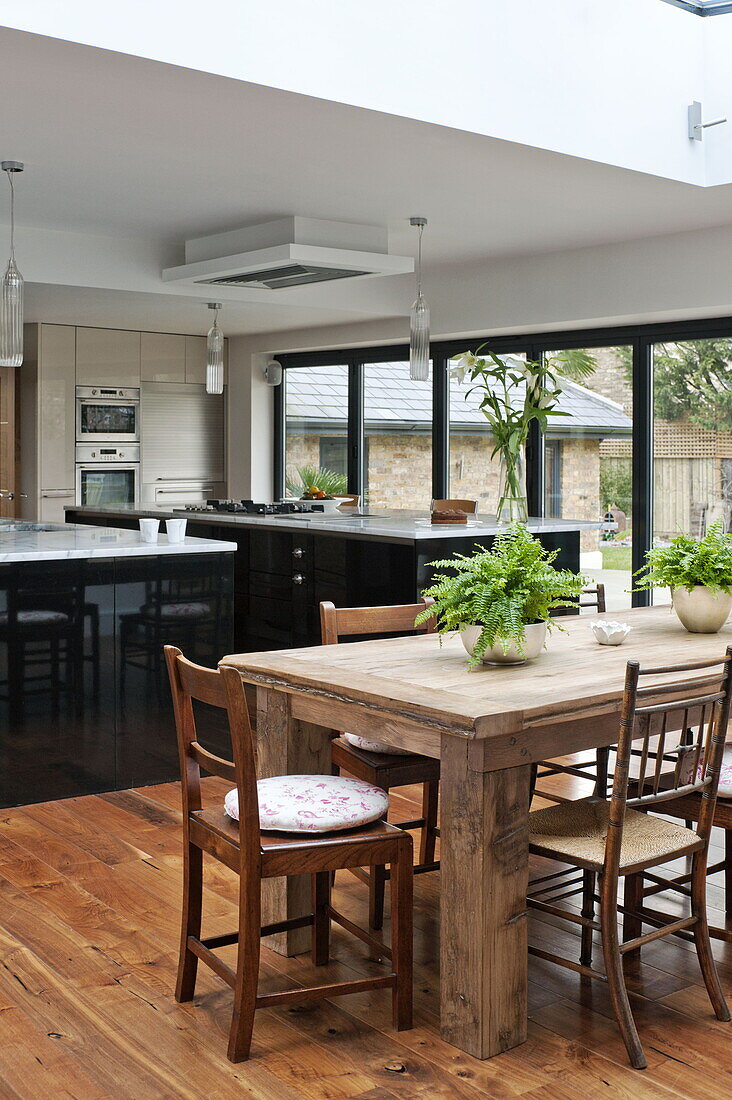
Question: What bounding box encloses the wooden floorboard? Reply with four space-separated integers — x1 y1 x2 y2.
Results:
0 772 730 1098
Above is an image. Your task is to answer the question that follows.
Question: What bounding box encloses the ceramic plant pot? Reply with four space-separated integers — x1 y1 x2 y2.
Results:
460 620 547 665
671 585 732 634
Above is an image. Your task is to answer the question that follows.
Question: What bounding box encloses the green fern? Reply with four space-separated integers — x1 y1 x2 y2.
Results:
415 523 586 668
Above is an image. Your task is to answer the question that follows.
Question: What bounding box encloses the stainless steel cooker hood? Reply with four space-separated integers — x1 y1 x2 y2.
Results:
162 217 414 289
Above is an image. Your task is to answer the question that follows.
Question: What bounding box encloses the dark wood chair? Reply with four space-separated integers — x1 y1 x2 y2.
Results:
527 650 732 1069
533 584 609 804
165 645 413 1063
320 598 440 930
622 738 732 947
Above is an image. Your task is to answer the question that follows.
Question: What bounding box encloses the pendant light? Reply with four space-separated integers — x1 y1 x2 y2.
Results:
206 302 224 394
409 215 429 381
0 161 24 367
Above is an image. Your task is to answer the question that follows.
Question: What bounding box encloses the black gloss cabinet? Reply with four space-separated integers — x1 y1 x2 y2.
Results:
66 510 580 656
0 551 233 808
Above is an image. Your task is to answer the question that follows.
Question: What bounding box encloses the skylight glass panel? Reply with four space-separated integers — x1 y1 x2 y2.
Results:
660 0 732 15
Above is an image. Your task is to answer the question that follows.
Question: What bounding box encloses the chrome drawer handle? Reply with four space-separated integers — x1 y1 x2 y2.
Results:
292 547 305 558
293 573 305 585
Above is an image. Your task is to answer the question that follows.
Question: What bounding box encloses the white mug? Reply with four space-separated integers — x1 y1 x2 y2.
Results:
166 518 187 543
139 517 160 543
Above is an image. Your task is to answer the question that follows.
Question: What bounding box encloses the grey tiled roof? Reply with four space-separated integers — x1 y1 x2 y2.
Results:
285 362 632 435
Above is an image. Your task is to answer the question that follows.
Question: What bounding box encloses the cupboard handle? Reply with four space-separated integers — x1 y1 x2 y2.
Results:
292 547 305 559
292 573 305 585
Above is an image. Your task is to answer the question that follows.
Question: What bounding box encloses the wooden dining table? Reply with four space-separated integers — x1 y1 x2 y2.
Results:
222 604 732 1060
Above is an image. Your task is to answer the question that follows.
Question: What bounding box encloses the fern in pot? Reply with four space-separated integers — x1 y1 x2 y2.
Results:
634 522 732 633
416 523 586 667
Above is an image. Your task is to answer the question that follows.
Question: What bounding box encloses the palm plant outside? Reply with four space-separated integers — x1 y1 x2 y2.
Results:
285 464 348 498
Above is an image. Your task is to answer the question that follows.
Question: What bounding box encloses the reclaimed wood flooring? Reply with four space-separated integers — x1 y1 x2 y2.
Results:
0 763 731 1098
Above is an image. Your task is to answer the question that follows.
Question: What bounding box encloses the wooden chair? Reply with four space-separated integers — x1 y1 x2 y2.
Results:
622 736 732 947
165 645 413 1063
320 599 439 930
533 584 609 804
430 498 477 514
527 650 732 1069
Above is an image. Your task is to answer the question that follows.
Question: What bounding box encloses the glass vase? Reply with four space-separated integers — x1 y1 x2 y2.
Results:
497 447 528 523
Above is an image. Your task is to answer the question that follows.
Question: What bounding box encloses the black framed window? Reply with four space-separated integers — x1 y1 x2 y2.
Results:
275 315 732 607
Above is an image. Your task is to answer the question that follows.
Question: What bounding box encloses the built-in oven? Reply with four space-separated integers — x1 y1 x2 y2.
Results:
76 386 140 443
75 444 140 507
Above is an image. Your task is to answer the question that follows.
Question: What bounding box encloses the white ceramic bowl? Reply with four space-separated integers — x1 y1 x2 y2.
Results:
300 497 340 513
590 620 632 646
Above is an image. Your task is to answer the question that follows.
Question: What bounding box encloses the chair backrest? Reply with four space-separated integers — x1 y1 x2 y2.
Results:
164 646 259 854
580 583 606 613
604 648 732 877
320 597 436 645
431 499 478 515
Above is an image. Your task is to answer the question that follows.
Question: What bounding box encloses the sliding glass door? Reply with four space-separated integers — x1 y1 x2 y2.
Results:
283 364 349 498
652 337 732 602
542 346 634 609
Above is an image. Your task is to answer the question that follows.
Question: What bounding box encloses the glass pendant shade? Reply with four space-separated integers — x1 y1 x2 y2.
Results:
408 216 429 381
0 255 23 367
206 309 224 394
409 292 430 381
0 163 23 368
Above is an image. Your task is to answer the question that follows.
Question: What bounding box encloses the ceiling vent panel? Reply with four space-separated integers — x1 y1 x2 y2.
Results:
162 218 413 290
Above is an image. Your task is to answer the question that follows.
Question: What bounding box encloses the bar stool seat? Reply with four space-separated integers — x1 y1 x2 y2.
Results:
0 608 69 624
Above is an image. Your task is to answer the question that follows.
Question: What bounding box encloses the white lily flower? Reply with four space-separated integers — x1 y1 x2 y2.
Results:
502 354 528 373
449 352 477 384
537 392 555 409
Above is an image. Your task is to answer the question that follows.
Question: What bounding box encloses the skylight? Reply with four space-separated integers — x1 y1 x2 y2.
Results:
660 0 732 14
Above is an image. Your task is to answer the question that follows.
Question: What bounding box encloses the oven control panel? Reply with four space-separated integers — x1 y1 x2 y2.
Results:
75 444 140 463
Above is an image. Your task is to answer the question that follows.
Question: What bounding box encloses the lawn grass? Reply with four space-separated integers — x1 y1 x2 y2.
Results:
601 545 632 570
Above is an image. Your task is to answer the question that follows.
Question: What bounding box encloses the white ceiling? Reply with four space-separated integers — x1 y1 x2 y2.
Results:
5 26 732 337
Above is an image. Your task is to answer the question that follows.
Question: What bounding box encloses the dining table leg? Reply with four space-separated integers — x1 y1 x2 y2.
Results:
255 685 333 955
440 736 531 1059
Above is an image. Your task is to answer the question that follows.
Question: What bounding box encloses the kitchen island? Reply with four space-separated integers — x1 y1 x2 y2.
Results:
67 505 599 653
0 520 235 807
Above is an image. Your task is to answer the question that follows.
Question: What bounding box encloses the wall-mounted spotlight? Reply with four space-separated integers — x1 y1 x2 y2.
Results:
264 359 283 386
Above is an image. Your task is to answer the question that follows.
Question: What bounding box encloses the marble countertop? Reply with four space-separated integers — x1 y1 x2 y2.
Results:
0 521 236 563
66 504 601 543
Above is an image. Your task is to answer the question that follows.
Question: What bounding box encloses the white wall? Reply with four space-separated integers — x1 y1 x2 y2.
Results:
4 0 724 185
227 341 275 501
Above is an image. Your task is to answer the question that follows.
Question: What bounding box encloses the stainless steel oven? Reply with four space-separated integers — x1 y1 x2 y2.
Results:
76 386 140 443
75 444 140 507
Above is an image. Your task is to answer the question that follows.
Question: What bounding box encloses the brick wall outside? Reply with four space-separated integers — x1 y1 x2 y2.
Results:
285 428 602 549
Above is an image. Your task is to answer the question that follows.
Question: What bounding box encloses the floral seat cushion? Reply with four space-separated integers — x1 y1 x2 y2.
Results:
0 609 69 625
224 774 389 833
342 732 412 756
680 744 732 798
141 601 211 619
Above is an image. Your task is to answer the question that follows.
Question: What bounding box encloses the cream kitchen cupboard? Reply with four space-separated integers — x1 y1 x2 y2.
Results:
141 333 186 383
184 335 228 385
76 328 141 387
20 324 77 522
